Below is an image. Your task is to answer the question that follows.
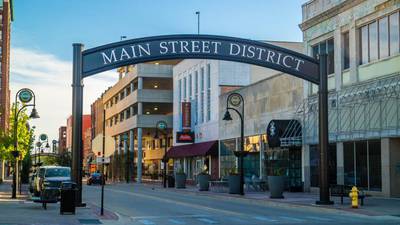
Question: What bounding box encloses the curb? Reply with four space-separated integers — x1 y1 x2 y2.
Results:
144 184 378 217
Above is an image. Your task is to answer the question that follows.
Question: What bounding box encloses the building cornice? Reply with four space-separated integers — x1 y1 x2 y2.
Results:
299 0 365 31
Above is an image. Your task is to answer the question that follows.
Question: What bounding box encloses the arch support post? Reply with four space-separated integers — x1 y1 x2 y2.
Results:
72 43 85 207
316 54 333 205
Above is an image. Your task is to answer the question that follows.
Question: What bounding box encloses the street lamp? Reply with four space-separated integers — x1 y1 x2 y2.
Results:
154 120 168 188
222 93 247 195
12 88 39 199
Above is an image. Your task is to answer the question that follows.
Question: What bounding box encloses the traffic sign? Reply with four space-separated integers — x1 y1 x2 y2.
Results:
96 156 110 164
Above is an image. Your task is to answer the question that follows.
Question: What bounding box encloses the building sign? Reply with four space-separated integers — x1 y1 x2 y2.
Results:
181 102 191 130
82 35 319 84
176 131 195 143
18 89 33 103
266 120 290 148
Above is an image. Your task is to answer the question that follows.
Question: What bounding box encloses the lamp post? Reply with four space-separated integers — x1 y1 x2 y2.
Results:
12 88 39 199
222 93 247 196
52 140 58 154
154 121 168 188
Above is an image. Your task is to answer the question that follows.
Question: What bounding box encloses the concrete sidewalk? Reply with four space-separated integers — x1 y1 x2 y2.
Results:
0 179 119 225
140 182 400 217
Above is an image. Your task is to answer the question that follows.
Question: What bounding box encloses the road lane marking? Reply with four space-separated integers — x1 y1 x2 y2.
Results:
305 216 332 221
168 219 186 224
254 216 277 222
138 219 155 225
107 188 245 217
197 218 218 224
279 216 305 222
131 214 209 219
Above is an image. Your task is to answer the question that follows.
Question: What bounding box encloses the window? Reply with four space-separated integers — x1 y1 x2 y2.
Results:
183 77 187 101
369 22 378 61
389 12 400 56
343 140 381 191
206 64 211 121
220 139 236 177
194 71 199 125
379 17 389 58
310 144 337 187
120 112 124 122
200 67 205 123
126 108 130 119
189 74 192 99
178 79 182 102
343 32 350 70
312 38 334 74
360 11 400 64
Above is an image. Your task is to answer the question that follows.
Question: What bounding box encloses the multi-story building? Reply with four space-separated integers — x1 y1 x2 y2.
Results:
103 63 177 182
218 41 304 190
65 115 91 152
300 0 400 197
0 0 13 180
58 126 67 153
167 44 302 181
0 0 13 132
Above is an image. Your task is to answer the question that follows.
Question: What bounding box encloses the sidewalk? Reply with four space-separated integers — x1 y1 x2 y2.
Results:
0 179 119 225
141 182 400 217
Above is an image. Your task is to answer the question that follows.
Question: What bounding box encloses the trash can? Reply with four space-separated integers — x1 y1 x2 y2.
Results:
167 175 175 188
60 181 77 215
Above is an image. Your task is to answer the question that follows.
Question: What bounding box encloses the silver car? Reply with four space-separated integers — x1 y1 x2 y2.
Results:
32 166 71 197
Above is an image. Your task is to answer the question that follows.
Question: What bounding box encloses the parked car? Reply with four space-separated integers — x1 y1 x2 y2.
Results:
32 166 71 197
87 172 104 185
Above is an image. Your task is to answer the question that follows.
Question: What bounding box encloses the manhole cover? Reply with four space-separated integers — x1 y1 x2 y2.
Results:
78 219 102 224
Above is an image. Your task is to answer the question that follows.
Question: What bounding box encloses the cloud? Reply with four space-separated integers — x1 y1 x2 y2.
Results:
10 47 118 143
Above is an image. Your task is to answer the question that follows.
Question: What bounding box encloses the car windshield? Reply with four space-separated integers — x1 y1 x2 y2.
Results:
45 168 70 177
92 173 101 177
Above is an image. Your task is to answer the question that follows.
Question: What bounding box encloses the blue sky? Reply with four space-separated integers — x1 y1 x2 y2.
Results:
10 0 305 142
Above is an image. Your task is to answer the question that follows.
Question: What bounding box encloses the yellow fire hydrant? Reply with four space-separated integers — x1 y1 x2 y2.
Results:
349 186 359 208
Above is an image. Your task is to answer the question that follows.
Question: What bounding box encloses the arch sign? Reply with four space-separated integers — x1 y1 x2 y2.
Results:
71 34 331 205
82 35 320 84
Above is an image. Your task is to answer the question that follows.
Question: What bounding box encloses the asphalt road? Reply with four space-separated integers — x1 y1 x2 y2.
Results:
83 183 400 225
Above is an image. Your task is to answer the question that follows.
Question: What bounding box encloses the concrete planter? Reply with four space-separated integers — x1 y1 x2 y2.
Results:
197 174 210 191
175 173 186 189
228 174 241 194
268 176 285 198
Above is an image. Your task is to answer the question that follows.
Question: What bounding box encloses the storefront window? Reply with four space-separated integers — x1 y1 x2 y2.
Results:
220 139 236 177
244 136 260 152
310 144 337 187
343 140 381 191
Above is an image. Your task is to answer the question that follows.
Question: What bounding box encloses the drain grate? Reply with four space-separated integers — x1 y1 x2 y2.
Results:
78 219 102 224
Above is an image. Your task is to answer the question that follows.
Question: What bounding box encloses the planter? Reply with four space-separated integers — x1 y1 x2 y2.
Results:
175 173 186 189
197 174 211 191
228 174 241 194
268 176 285 199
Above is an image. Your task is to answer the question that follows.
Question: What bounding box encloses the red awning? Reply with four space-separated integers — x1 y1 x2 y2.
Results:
166 141 218 158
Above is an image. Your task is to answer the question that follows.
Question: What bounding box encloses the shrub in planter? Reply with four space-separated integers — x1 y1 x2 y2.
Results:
228 166 241 194
268 167 285 199
197 172 211 191
175 168 187 189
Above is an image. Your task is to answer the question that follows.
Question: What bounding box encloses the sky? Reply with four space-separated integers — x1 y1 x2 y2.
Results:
10 0 305 142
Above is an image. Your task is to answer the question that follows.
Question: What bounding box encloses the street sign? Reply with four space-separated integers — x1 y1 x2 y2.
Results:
18 89 33 103
229 93 242 107
39 134 48 141
96 156 110 164
157 121 167 130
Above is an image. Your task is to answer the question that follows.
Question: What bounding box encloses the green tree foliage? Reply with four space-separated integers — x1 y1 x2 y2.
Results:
0 103 35 161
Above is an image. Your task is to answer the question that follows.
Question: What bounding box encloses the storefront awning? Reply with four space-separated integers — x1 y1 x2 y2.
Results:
166 141 218 158
267 120 302 148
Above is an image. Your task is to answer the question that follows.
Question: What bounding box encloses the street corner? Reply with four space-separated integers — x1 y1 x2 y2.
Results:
87 202 119 221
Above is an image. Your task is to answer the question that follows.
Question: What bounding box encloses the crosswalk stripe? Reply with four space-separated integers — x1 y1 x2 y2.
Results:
138 219 155 225
254 216 277 222
279 216 305 222
306 216 332 221
197 218 218 224
168 219 186 224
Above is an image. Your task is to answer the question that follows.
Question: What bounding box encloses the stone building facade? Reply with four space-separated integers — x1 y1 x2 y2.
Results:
300 0 400 197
